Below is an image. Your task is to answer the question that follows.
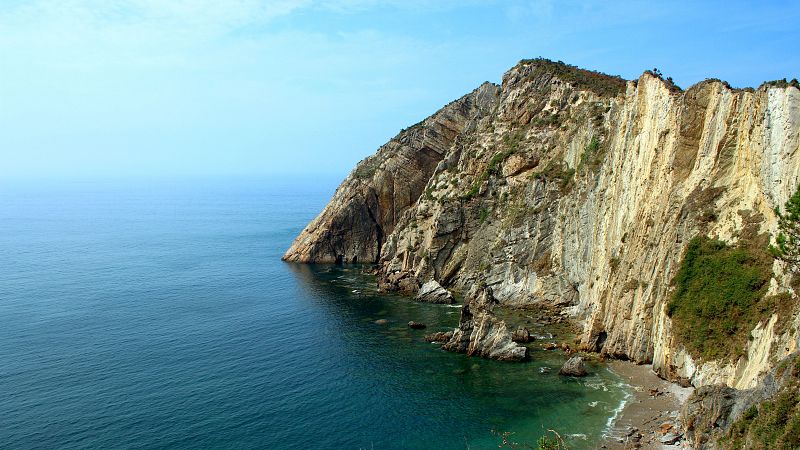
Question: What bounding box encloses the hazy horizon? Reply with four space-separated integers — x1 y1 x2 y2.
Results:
2 0 799 180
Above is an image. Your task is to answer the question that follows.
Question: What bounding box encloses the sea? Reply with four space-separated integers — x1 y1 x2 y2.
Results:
0 176 630 449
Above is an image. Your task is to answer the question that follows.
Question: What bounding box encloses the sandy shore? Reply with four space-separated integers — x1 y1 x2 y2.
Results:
602 360 693 449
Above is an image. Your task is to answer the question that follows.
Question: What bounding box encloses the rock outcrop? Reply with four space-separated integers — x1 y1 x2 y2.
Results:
285 59 800 391
415 280 455 304
511 327 532 343
559 356 588 377
282 82 499 264
439 287 529 361
680 352 800 449
424 331 454 343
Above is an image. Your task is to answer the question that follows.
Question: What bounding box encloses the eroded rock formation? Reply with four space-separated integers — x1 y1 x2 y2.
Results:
284 59 800 390
440 287 529 361
415 280 455 304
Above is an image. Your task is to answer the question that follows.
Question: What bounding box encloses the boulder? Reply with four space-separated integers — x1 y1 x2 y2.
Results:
559 356 588 377
424 331 453 343
511 327 532 343
415 280 455 304
440 287 528 361
408 321 427 329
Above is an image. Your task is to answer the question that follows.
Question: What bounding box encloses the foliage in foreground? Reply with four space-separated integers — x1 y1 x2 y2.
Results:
667 236 774 361
770 183 800 274
491 429 569 450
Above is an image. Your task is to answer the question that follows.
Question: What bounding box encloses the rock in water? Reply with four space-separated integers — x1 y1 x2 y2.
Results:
424 331 453 343
374 319 389 325
408 321 427 329
511 327 532 343
559 356 588 377
441 287 528 361
415 280 455 304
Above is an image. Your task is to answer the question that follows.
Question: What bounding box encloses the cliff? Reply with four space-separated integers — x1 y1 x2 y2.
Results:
283 59 800 394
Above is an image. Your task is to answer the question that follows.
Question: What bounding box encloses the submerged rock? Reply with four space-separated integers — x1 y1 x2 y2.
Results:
415 280 455 304
408 321 427 329
440 287 528 361
374 319 389 325
559 356 588 377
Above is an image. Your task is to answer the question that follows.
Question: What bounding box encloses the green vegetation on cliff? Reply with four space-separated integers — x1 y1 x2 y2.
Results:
770 183 800 274
667 236 773 361
518 58 627 97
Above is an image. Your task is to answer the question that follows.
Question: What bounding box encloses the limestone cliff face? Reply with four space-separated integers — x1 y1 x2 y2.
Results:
284 59 800 390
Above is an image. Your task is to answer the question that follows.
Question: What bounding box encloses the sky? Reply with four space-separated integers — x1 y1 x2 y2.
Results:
1 1 799 181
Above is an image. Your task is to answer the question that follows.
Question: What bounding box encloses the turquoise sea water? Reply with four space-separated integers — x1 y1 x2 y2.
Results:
0 178 629 449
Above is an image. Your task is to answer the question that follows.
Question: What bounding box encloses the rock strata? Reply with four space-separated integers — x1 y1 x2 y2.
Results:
285 58 800 448
440 287 529 361
415 280 455 304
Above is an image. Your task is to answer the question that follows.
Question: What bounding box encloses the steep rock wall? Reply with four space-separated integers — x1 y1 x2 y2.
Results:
282 82 499 263
284 60 800 390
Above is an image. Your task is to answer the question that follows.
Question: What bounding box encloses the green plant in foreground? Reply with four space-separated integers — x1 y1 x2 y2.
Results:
770 183 800 274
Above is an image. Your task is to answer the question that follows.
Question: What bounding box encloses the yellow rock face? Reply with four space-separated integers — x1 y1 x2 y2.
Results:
285 59 800 389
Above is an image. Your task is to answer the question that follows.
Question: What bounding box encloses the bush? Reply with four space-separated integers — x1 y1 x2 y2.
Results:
519 58 626 97
577 136 604 174
770 183 800 273
667 236 773 361
353 157 380 179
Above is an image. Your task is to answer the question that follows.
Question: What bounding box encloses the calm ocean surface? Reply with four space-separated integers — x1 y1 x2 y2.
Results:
0 177 628 449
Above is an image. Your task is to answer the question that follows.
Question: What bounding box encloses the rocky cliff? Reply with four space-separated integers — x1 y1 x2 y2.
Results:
284 59 800 393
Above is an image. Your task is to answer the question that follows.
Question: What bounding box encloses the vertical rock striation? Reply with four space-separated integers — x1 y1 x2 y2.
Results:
284 59 800 392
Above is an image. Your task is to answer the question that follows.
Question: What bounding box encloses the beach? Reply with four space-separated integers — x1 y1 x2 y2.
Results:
604 361 694 449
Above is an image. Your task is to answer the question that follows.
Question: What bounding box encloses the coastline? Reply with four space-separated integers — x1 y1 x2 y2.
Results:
604 360 693 449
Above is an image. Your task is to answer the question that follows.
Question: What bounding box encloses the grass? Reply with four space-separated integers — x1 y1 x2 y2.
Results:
461 147 518 201
478 207 490 224
666 236 774 361
577 137 604 174
531 160 575 191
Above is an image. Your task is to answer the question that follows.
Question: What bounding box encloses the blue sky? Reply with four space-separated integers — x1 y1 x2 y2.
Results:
1 1 798 180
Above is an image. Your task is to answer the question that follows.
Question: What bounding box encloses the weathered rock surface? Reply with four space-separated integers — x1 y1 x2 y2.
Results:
680 384 739 448
415 280 455 304
282 82 499 264
559 356 588 377
679 352 800 449
286 59 800 391
511 327 532 343
440 287 529 361
424 331 454 343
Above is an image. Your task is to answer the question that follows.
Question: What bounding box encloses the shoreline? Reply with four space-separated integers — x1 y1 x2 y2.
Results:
603 360 693 449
